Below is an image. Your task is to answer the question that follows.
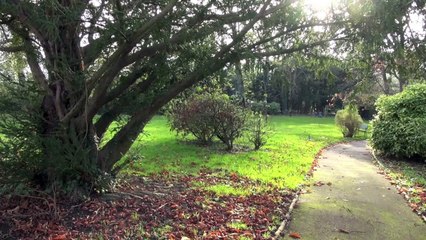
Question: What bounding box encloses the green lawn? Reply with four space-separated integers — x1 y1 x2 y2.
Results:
113 116 352 191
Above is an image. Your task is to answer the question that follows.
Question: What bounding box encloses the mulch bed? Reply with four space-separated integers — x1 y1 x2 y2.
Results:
0 171 295 239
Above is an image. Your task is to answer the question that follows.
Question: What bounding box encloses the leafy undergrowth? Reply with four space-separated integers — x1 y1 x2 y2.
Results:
0 171 295 239
374 154 426 222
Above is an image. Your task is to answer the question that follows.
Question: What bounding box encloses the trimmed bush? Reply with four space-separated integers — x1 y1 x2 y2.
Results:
371 84 426 158
335 104 363 138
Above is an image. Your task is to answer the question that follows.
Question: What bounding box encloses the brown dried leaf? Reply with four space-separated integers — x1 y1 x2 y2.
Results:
50 234 67 240
289 232 302 239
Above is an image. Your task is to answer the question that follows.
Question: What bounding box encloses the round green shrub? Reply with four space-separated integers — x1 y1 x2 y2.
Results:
267 102 281 115
335 104 363 138
371 84 426 158
250 101 267 113
250 101 281 115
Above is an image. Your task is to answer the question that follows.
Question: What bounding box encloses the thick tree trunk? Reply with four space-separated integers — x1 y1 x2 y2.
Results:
234 61 246 107
40 84 99 190
397 65 407 92
382 68 390 95
97 110 155 173
94 109 120 138
397 19 407 92
262 62 269 103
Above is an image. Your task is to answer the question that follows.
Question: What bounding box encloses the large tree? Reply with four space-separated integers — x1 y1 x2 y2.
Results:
0 0 347 190
344 0 426 92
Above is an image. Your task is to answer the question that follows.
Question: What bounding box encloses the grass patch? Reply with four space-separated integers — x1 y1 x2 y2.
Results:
378 157 426 187
401 165 426 186
204 184 251 196
227 221 249 230
112 116 359 190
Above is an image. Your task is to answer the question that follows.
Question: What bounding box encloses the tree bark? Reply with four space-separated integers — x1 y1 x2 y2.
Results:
94 109 120 138
382 67 391 95
40 88 99 188
234 61 246 106
97 106 157 172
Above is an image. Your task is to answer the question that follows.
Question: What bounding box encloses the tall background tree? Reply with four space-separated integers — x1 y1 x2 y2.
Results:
344 0 426 93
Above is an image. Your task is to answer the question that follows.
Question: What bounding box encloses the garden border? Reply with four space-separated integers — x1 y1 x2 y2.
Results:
370 148 426 223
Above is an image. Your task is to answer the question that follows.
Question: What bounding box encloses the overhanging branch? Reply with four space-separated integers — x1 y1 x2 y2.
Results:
248 21 349 50
23 39 51 94
250 36 351 58
86 0 178 92
0 45 24 52
123 2 283 67
97 46 241 171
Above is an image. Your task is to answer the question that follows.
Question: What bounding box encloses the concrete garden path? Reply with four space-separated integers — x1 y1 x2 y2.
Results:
284 141 425 240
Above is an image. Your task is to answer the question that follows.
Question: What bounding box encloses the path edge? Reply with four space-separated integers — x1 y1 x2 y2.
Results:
272 141 352 238
370 147 426 223
272 190 300 239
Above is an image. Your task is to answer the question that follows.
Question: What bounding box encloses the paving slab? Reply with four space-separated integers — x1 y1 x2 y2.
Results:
284 141 426 240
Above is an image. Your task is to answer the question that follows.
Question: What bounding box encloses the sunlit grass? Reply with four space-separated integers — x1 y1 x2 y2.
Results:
112 115 357 190
204 184 251 196
227 221 249 230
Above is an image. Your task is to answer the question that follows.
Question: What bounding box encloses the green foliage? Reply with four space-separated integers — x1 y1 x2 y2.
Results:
0 78 105 197
267 102 281 115
250 101 268 114
246 113 269 150
227 221 249 230
371 84 426 158
250 101 281 115
335 104 363 138
266 57 350 115
168 93 248 150
0 79 44 194
40 130 105 197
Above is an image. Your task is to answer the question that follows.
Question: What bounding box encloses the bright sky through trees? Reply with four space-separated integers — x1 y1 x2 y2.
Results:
304 0 337 19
